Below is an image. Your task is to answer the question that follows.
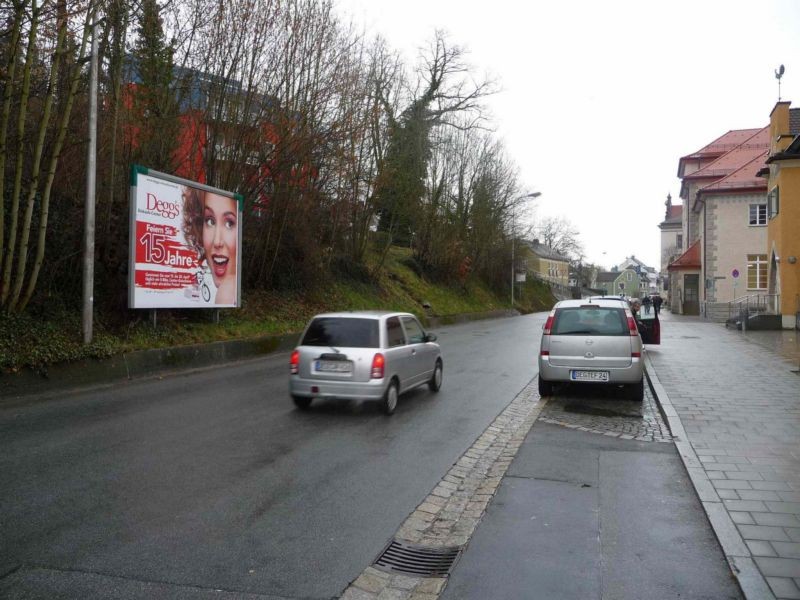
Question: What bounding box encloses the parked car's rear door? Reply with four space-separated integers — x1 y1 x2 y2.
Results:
636 310 661 344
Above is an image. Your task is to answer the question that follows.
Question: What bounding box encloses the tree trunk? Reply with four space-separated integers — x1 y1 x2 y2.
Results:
1 0 40 306
19 7 93 312
8 7 68 310
0 1 26 275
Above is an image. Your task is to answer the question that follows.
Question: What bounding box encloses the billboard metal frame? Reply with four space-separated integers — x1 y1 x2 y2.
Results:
128 165 244 309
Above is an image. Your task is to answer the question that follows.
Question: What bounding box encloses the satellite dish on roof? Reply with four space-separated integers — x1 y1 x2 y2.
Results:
775 64 785 101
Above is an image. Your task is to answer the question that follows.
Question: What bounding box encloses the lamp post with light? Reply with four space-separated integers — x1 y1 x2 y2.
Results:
511 192 542 305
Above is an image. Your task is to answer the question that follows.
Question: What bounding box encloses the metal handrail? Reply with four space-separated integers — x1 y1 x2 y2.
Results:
727 293 780 330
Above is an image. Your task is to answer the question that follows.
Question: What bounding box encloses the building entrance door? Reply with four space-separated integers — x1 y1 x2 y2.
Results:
683 274 700 315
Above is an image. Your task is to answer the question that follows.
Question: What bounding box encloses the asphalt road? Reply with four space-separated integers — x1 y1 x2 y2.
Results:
0 313 548 599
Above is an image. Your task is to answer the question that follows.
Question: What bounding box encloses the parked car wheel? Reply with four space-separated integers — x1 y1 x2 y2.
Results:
538 376 554 397
428 360 443 392
383 380 399 415
627 379 644 402
292 395 312 410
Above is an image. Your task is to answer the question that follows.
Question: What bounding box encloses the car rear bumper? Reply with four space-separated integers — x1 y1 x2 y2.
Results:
289 376 387 400
537 357 643 384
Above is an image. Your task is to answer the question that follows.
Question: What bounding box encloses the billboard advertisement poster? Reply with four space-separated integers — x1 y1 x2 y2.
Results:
128 166 243 309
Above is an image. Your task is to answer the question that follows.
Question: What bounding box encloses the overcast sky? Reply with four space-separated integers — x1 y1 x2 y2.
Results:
335 0 800 270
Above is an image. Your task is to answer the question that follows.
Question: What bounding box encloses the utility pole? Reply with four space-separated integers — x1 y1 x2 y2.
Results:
82 15 100 344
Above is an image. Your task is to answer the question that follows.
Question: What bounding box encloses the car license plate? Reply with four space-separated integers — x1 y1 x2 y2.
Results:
570 370 609 382
316 360 352 374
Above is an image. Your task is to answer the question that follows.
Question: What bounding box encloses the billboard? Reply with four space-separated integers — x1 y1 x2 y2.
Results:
128 166 243 309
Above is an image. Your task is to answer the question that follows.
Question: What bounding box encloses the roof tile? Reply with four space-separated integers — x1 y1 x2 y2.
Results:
668 240 701 270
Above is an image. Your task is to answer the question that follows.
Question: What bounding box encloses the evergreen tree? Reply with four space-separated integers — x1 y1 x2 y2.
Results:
375 99 432 245
130 0 179 171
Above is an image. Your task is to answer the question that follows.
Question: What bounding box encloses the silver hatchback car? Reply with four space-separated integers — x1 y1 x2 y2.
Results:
537 298 658 401
289 311 443 414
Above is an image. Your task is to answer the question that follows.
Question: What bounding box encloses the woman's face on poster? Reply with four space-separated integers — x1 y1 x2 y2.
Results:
202 193 238 289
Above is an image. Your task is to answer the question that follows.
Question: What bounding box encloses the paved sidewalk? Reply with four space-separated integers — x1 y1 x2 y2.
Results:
646 311 800 600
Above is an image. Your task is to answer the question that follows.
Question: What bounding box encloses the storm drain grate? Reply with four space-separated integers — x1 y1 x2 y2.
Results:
373 539 462 577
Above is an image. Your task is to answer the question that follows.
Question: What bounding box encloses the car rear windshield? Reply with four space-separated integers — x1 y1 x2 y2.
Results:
552 307 627 336
301 317 380 348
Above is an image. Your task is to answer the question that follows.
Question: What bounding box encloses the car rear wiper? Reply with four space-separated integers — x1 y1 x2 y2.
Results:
561 329 594 335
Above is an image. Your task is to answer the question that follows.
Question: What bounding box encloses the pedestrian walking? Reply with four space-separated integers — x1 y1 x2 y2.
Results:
642 295 652 314
653 294 663 315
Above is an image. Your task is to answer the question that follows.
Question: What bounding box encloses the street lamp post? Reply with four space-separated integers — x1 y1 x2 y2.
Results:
511 192 542 305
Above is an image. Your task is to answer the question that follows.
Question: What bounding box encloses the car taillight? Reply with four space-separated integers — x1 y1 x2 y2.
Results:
290 350 299 374
627 316 638 336
631 351 641 358
540 350 550 356
371 353 385 379
543 312 555 335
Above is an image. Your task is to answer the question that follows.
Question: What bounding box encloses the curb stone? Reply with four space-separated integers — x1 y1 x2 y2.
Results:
339 378 546 599
644 352 775 600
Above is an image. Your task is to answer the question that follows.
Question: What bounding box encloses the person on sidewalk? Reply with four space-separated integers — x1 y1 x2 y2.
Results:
652 294 663 315
642 294 652 315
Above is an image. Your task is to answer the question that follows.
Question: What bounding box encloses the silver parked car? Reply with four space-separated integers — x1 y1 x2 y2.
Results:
537 298 658 401
289 311 443 415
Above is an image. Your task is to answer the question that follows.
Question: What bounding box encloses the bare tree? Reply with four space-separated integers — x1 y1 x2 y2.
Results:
1 0 94 312
533 215 584 260
369 31 497 278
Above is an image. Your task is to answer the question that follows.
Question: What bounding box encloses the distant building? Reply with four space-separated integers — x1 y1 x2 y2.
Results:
617 256 658 295
518 239 570 288
596 268 639 298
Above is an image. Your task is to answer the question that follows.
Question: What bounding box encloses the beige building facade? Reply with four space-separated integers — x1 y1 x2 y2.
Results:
699 192 768 320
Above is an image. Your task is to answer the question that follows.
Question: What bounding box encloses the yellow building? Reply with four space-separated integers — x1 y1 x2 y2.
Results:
518 239 571 287
763 101 800 329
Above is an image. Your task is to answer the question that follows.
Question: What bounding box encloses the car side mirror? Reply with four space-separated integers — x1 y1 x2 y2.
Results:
426 333 438 342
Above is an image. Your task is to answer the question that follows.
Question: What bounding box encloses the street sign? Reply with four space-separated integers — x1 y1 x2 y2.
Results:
732 269 740 278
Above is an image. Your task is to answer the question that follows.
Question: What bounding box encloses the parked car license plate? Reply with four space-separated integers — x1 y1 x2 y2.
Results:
316 360 353 374
570 370 609 382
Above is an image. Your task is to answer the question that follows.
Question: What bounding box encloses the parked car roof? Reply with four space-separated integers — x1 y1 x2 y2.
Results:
586 295 628 303
308 310 413 319
555 298 628 309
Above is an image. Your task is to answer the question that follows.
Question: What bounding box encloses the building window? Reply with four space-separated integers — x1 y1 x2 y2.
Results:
676 233 683 249
626 272 632 281
749 204 767 226
768 187 780 219
746 254 767 290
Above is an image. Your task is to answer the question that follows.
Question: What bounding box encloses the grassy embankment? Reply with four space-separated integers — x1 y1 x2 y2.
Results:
1 246 555 373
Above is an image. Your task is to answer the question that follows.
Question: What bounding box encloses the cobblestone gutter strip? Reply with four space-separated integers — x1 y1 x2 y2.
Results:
644 353 775 600
340 379 546 600
538 383 673 443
